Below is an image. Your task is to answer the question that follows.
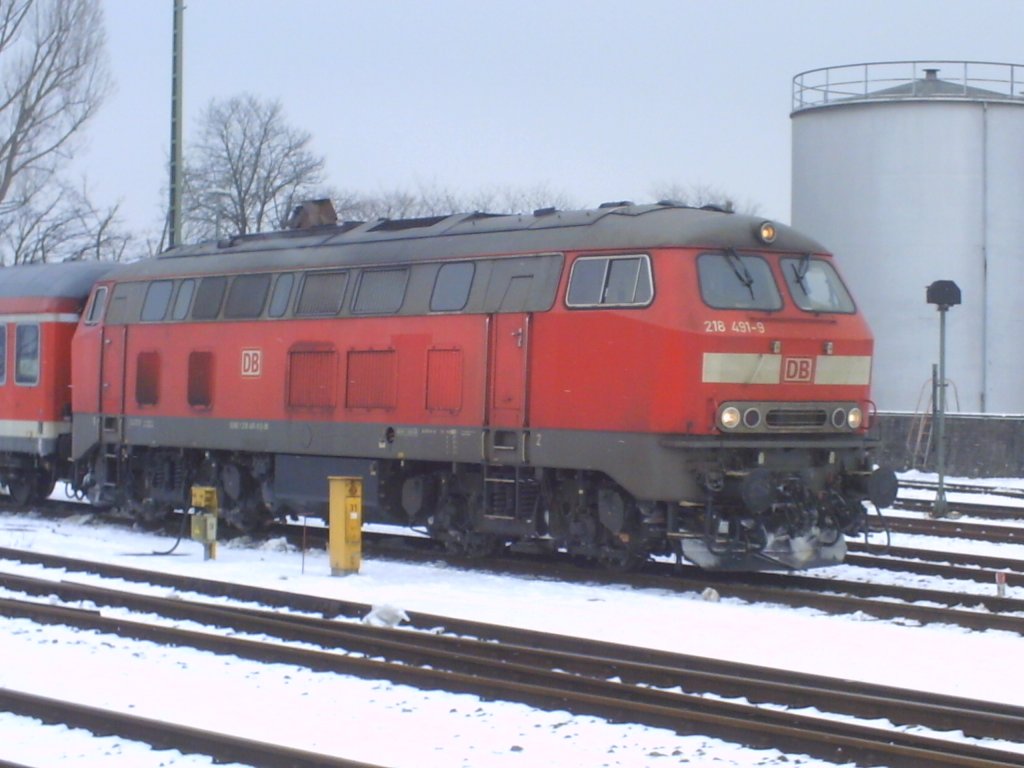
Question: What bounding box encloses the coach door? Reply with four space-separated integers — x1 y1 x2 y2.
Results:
487 312 530 434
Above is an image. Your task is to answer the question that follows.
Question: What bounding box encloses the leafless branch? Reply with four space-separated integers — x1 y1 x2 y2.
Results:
0 0 110 264
183 94 325 240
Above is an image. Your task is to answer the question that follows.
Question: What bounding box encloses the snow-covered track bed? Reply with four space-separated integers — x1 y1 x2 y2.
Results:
846 542 1024 584
874 513 1024 542
2 551 1024 767
672 567 1024 633
898 479 1024 506
894 479 1024 523
327 537 1024 635
0 687 380 768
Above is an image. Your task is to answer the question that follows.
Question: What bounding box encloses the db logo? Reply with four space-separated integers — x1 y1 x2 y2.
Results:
783 357 814 383
241 349 262 378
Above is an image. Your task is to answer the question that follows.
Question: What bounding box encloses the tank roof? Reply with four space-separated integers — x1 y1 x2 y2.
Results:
793 60 1024 114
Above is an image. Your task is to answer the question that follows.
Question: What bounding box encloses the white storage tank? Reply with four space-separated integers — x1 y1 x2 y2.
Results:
791 61 1024 414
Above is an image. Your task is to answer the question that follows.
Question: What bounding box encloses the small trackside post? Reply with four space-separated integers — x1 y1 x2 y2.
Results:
190 485 220 561
329 476 363 575
925 280 961 519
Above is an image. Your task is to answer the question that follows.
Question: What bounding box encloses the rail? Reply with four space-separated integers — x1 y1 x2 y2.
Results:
793 60 1024 111
4 566 1024 766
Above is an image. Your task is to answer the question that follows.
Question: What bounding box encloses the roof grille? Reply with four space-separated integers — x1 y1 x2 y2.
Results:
368 215 449 232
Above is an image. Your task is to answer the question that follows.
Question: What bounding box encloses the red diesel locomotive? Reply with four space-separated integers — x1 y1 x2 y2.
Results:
7 202 896 570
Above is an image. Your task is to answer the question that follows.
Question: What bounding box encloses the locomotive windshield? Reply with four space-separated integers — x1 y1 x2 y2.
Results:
697 251 782 311
781 255 855 314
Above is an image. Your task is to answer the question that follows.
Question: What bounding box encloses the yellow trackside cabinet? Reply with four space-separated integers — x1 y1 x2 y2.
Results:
328 476 363 575
190 485 220 561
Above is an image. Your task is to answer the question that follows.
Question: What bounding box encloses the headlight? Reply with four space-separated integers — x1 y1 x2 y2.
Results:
720 406 741 430
847 407 863 429
743 408 762 428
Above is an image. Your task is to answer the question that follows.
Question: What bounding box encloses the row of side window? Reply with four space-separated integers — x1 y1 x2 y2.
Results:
134 265 437 324
87 252 654 326
0 323 40 387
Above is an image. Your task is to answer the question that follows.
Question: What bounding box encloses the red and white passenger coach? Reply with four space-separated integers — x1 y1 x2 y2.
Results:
0 261 113 504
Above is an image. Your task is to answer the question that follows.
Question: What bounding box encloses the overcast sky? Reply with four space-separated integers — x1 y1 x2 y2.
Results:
75 0 1024 240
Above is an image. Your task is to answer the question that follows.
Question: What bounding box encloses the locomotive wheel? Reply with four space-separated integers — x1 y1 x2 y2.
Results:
5 477 32 507
5 472 54 507
130 499 173 530
222 502 271 534
597 532 647 573
450 531 500 559
34 473 56 503
598 544 645 573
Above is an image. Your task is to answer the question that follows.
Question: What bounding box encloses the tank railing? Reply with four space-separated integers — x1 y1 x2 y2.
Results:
793 60 1024 111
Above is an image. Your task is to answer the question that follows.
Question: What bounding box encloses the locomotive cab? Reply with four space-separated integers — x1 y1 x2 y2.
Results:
666 244 896 569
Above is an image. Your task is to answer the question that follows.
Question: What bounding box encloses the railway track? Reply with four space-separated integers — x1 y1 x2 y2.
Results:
5 506 1024 638
0 688 381 768
1 552 1023 767
894 479 1024 523
846 542 1024 584
356 538 1024 636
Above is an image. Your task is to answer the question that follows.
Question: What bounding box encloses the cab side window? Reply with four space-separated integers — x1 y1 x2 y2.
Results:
0 324 6 385
566 254 653 307
85 286 108 324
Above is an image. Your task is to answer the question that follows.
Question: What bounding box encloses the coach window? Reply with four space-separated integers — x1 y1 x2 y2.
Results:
296 271 348 316
224 274 271 319
353 268 409 314
0 325 6 385
697 251 782 311
192 276 227 320
566 255 653 307
15 324 39 386
171 279 196 320
431 262 474 312
268 273 295 317
141 280 174 321
85 286 108 325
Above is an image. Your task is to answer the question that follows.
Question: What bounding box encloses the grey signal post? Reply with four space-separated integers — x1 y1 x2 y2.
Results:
926 280 961 518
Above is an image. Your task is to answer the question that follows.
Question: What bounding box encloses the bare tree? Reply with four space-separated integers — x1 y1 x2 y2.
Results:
183 94 325 240
650 182 760 215
0 0 111 264
330 182 577 222
1 180 130 264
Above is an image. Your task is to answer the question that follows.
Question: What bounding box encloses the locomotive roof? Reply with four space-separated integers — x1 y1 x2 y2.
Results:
0 260 115 299
113 203 829 280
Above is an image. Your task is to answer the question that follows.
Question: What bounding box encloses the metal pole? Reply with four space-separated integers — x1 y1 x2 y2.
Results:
933 307 948 517
168 0 184 249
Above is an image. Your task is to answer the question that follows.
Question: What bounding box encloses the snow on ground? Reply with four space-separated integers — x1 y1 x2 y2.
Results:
0 474 1022 767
